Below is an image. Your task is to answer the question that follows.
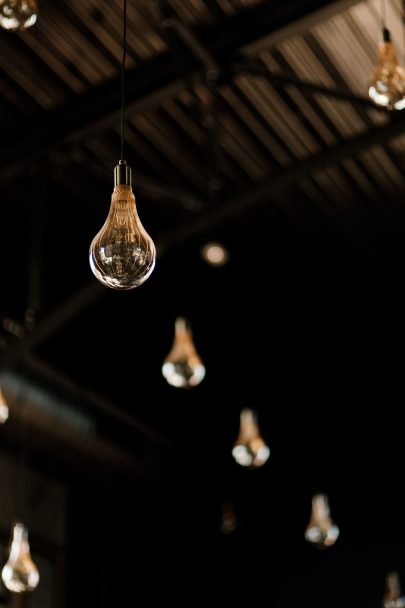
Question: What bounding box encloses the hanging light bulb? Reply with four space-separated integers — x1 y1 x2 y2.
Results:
219 501 238 534
232 408 270 468
0 385 9 423
383 572 405 608
89 160 156 289
0 0 38 31
305 493 339 548
368 28 405 110
1 523 39 593
162 317 205 388
89 1 155 289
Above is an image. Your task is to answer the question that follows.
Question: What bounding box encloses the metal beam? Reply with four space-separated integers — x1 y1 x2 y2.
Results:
0 0 355 183
25 355 175 450
0 282 104 370
234 58 386 111
1 111 404 370
241 0 364 56
157 112 405 250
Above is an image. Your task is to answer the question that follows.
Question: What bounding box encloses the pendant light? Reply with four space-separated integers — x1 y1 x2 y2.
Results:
89 0 156 290
304 493 339 548
383 572 405 608
219 500 238 534
0 0 38 31
1 398 40 593
368 0 405 110
0 385 9 423
1 523 39 593
162 317 205 388
232 408 270 468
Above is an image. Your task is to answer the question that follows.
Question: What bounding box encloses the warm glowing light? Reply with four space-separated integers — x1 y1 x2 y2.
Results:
383 572 405 608
368 29 405 110
162 317 205 388
0 0 38 31
89 161 156 290
201 242 229 266
219 501 238 534
232 408 270 468
1 523 39 593
0 385 9 423
305 494 339 548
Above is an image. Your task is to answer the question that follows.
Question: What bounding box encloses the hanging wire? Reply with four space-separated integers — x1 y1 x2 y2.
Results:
120 0 128 161
402 0 405 64
380 0 387 30
14 388 27 524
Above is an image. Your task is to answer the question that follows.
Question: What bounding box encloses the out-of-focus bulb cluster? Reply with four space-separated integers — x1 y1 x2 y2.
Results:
383 572 405 608
305 493 339 548
232 408 270 468
369 28 405 110
0 0 38 31
1 523 39 593
162 317 205 388
0 385 9 424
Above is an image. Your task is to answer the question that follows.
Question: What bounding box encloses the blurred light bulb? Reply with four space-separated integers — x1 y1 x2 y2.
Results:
201 242 229 266
0 0 38 31
89 161 156 290
368 28 405 110
383 572 405 608
219 501 238 534
162 317 205 388
1 523 39 593
232 408 270 468
305 493 339 548
0 385 9 423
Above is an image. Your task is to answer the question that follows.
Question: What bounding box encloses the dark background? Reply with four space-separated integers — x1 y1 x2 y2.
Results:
1 0 405 606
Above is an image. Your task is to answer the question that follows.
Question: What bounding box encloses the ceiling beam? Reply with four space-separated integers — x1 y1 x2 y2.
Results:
1 110 404 372
235 58 386 111
157 112 405 249
241 0 363 56
0 0 359 183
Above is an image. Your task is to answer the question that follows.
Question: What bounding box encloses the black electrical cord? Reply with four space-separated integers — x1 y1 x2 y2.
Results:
121 0 127 161
380 0 387 32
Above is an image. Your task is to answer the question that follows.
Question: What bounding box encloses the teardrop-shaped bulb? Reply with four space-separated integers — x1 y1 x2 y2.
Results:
305 493 339 548
383 572 405 608
232 408 270 468
0 0 38 31
89 161 156 290
0 385 9 423
368 29 405 110
1 523 40 593
162 317 205 388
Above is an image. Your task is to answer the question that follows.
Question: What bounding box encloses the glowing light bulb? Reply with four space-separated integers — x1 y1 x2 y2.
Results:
0 0 38 31
383 572 405 608
201 242 229 266
368 28 405 110
232 408 270 468
89 161 156 290
162 317 205 388
0 385 9 423
305 493 339 548
219 501 238 534
1 523 39 593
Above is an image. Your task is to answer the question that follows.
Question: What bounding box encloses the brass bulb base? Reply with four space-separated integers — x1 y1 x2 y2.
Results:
114 160 132 186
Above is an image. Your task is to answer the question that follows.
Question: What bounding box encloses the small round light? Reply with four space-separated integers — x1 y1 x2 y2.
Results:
201 242 229 267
